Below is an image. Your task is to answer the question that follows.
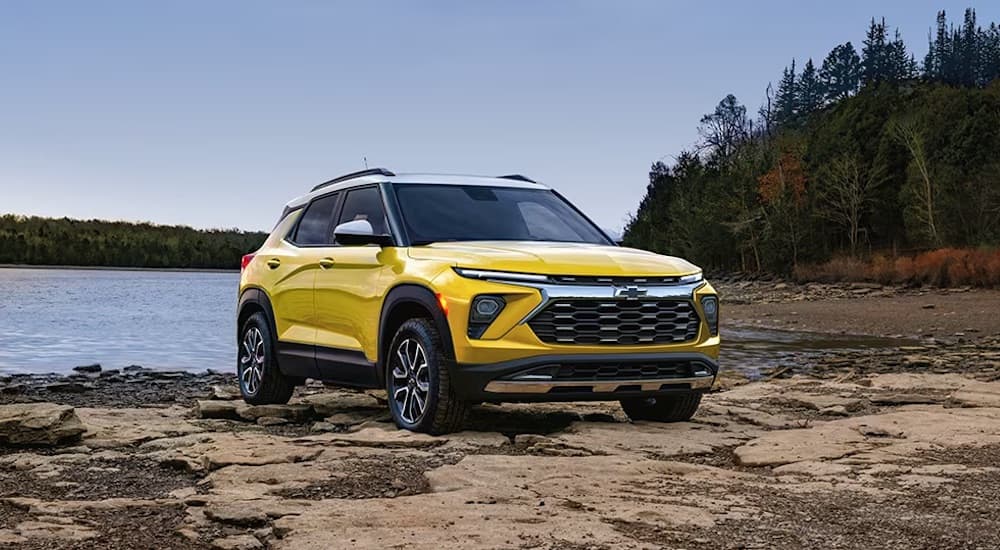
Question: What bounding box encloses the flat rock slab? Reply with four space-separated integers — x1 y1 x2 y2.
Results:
870 393 943 406
205 504 269 527
196 400 247 420
735 423 870 466
735 407 1000 466
949 380 1000 408
2 520 97 543
212 534 264 550
555 419 759 457
146 432 325 471
0 403 85 446
77 406 204 447
298 425 443 449
772 391 866 412
195 392 383 423
239 404 313 422
298 391 382 416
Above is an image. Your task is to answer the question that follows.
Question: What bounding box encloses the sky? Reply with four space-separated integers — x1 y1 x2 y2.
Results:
1 1 997 233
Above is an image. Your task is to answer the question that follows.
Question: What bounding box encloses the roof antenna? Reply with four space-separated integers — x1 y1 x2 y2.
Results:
363 156 368 169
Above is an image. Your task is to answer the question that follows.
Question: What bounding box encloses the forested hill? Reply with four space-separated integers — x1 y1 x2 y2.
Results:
624 9 1000 281
0 215 267 270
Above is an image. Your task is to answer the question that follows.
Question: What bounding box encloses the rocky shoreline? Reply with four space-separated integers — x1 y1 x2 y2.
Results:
1 366 235 409
1 281 999 548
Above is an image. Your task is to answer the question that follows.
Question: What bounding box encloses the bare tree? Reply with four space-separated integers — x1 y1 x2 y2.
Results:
758 82 775 138
818 153 887 256
698 95 749 162
891 119 941 245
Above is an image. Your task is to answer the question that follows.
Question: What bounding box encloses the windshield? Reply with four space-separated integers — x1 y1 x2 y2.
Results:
394 184 612 246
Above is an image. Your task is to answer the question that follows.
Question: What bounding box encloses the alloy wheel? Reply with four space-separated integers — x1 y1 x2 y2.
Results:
391 338 430 424
240 326 265 395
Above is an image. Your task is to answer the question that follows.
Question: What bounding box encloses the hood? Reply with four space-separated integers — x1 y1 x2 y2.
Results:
407 241 700 277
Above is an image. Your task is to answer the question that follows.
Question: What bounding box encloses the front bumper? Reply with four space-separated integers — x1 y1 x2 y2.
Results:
449 352 718 403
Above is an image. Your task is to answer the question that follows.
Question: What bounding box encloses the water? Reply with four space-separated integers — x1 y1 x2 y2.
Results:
720 325 916 378
0 268 237 374
0 267 911 376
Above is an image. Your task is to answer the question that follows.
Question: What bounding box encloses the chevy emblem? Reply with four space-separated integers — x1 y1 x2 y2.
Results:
616 285 648 300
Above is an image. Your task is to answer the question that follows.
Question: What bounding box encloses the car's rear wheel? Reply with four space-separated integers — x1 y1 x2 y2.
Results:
386 318 468 434
620 393 702 422
238 312 294 405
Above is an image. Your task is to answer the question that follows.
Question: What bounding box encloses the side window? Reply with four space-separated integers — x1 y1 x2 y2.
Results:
337 187 389 237
293 193 339 245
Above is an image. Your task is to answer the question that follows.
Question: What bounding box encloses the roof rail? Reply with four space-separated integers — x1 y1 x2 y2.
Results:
311 168 395 192
497 174 537 183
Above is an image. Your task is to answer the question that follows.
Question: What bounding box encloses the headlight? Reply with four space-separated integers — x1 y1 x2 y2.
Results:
701 295 719 336
453 267 549 283
468 295 506 338
679 271 703 284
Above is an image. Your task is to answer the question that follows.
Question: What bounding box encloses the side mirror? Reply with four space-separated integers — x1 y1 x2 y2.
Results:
333 220 393 247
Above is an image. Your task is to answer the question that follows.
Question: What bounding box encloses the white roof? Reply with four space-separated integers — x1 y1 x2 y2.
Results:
285 172 549 210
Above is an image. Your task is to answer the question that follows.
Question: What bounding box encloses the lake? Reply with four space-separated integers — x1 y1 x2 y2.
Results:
0 267 906 376
0 268 237 374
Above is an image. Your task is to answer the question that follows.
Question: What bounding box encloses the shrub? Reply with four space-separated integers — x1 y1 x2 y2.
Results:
793 248 1000 288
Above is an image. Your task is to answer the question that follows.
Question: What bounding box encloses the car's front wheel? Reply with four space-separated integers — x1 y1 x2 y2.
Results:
238 312 295 405
386 318 468 434
620 393 702 422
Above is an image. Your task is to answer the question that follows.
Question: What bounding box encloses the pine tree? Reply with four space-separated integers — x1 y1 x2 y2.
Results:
797 59 823 115
886 29 918 83
958 8 980 86
924 10 950 81
774 60 798 126
862 18 889 85
863 18 915 85
984 23 1000 84
820 42 861 102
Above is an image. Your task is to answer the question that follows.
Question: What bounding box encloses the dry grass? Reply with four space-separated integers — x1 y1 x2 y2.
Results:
794 248 1000 287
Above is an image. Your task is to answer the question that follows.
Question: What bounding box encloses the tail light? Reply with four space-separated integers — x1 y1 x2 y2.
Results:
241 253 256 271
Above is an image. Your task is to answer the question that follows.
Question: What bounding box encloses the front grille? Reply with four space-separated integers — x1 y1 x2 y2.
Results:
553 361 694 380
528 299 701 345
548 275 685 285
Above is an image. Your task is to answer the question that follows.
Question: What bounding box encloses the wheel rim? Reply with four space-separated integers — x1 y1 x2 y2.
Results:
391 338 430 424
240 327 265 395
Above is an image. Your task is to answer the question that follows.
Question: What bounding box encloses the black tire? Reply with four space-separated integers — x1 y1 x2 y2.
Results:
238 312 295 405
620 393 702 422
386 318 468 434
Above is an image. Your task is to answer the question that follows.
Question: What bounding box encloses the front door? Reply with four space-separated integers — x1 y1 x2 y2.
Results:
313 185 392 386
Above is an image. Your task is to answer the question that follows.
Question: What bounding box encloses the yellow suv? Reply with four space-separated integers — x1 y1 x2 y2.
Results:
237 169 720 433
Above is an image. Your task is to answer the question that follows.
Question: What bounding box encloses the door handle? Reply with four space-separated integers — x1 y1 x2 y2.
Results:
266 258 281 269
318 258 335 269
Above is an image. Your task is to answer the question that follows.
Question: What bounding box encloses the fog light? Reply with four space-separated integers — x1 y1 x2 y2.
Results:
468 295 506 339
473 297 503 320
701 296 719 336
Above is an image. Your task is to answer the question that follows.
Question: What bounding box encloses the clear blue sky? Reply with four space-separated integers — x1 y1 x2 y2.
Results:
1 1 996 232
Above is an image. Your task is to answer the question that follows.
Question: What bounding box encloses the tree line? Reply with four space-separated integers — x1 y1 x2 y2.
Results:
0 215 267 269
624 8 1000 275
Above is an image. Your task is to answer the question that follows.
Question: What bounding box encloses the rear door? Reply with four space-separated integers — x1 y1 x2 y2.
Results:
264 191 341 379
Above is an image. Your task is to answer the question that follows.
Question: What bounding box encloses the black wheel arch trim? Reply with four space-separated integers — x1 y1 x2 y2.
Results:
238 288 279 341
237 287 286 374
378 283 455 386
